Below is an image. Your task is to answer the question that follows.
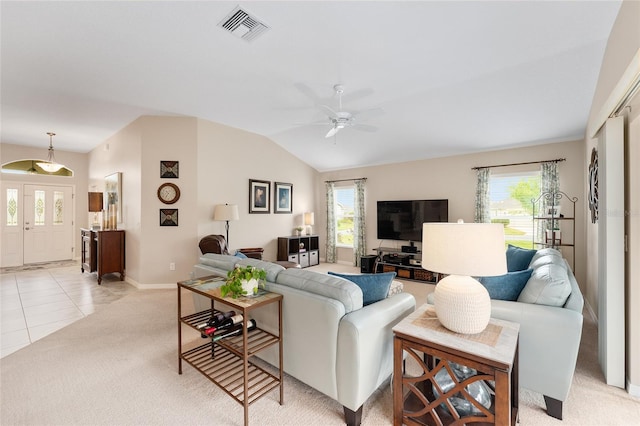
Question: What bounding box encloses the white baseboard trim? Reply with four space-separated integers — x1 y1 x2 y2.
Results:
627 378 640 398
585 298 598 323
319 258 356 267
124 277 174 290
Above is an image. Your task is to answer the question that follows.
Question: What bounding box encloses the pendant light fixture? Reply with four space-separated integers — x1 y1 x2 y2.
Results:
36 132 65 173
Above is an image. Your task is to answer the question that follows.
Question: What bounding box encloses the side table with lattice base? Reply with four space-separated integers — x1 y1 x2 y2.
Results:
393 304 519 425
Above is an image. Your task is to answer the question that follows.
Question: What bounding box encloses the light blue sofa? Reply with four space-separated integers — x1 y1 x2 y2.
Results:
192 254 416 426
428 247 584 420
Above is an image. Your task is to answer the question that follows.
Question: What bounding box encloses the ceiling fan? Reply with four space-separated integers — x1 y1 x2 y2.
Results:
302 84 382 139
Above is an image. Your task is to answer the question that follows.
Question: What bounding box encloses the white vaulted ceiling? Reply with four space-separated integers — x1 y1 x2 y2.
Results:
1 1 622 171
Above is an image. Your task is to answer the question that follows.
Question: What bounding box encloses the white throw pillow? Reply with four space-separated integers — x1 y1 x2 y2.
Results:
517 263 571 307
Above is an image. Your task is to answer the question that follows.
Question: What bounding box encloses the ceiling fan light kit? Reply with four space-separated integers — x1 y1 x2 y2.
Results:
303 83 381 140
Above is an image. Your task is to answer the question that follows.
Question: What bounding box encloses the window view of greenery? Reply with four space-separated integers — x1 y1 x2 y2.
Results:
335 187 355 247
490 172 541 249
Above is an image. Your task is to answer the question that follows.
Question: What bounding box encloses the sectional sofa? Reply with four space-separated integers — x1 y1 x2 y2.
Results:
191 253 416 426
428 246 584 420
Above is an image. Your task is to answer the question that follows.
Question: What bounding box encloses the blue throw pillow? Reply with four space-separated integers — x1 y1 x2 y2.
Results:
506 245 537 272
477 269 533 301
327 272 396 306
234 250 248 259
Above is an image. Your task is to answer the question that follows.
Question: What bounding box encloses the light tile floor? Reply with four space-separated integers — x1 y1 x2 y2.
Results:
1 261 137 358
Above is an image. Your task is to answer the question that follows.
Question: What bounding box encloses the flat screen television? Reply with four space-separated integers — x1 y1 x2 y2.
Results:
377 199 448 242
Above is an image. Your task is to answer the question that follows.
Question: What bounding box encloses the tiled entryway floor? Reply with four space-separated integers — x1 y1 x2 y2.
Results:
1 262 136 358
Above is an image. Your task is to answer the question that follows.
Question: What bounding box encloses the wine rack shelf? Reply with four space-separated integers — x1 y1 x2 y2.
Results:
181 342 280 405
177 276 283 426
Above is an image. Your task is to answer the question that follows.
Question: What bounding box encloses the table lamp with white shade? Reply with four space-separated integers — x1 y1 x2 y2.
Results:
213 204 239 247
421 222 507 334
304 212 315 235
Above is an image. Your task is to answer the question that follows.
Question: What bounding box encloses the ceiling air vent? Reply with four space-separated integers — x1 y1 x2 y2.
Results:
218 6 270 42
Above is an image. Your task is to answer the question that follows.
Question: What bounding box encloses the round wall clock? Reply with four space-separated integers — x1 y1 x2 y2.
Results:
157 182 181 204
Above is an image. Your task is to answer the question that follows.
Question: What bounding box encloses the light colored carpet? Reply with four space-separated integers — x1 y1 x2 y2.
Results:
1 279 639 425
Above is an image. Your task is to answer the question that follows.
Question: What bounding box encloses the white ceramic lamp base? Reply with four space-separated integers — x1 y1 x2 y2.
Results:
434 275 491 334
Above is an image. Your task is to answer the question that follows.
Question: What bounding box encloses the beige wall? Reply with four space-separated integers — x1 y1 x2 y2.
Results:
88 120 144 284
320 140 586 286
86 116 319 287
585 0 640 394
0 143 90 259
196 119 318 261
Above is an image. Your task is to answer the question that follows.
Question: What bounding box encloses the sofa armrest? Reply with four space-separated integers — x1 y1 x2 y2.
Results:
336 292 416 411
490 299 583 402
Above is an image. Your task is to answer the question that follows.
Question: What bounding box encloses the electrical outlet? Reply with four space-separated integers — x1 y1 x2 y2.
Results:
169 262 175 271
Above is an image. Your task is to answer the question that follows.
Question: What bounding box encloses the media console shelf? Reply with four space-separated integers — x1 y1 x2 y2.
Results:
373 247 440 283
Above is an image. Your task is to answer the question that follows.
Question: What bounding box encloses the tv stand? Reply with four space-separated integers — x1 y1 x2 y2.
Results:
373 247 440 283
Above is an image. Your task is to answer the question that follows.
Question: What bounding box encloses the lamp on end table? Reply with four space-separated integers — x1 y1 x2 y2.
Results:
88 192 103 230
421 221 506 334
214 204 239 247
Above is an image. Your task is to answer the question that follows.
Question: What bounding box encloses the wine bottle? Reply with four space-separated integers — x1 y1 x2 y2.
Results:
195 310 236 332
202 314 244 337
212 319 257 342
207 310 236 327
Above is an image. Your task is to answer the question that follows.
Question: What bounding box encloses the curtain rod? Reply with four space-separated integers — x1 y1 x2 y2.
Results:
324 177 367 183
471 158 566 170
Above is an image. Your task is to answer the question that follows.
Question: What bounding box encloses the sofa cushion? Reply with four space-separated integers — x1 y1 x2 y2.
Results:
517 263 571 307
506 245 537 272
235 258 285 282
477 269 533 301
528 247 564 266
529 252 567 270
327 272 396 306
275 268 363 312
199 253 238 272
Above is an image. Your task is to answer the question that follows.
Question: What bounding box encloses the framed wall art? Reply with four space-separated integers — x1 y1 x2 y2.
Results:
160 161 179 178
274 182 293 214
249 179 270 214
160 209 178 226
104 172 122 224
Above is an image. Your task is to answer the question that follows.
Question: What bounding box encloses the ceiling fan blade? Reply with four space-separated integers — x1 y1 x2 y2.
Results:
318 104 339 119
340 88 374 104
326 126 340 138
294 82 322 105
293 121 331 127
352 107 385 120
354 124 378 132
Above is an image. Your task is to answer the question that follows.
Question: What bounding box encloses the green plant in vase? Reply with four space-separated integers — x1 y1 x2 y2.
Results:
221 265 267 298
